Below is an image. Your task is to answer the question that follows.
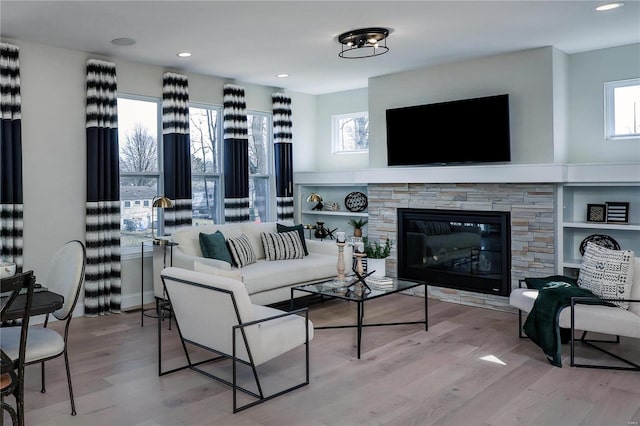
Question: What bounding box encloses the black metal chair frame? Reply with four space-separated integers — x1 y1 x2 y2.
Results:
1 271 36 426
516 280 639 371
158 275 310 413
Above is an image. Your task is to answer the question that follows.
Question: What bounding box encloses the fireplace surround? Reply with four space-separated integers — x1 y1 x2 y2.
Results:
398 208 511 296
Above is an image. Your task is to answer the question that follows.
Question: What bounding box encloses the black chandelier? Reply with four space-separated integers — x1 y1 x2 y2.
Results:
337 27 389 59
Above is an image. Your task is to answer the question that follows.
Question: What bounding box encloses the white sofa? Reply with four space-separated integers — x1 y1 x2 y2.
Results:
153 221 352 305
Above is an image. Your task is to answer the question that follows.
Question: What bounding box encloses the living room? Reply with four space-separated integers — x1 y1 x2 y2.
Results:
1 1 639 424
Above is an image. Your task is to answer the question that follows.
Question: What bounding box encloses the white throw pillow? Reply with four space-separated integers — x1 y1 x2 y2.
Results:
577 242 635 309
194 261 243 282
226 234 257 268
260 230 305 261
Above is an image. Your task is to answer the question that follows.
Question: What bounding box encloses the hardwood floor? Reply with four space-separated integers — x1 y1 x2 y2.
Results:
6 295 640 426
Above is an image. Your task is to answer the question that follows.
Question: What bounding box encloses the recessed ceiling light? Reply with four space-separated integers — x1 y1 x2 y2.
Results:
595 2 624 11
177 52 192 58
111 37 136 46
276 73 289 78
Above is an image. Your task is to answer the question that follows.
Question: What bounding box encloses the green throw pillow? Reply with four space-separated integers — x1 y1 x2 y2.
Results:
199 231 233 265
524 275 576 290
276 223 308 256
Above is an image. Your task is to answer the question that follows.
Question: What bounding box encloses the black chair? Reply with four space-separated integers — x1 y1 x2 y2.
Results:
1 271 36 426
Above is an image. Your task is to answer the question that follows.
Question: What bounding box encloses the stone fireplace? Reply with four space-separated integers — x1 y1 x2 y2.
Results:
366 182 556 311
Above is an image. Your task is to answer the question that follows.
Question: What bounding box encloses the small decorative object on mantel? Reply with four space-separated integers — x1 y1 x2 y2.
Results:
347 218 368 237
579 234 620 256
586 204 607 223
605 201 630 224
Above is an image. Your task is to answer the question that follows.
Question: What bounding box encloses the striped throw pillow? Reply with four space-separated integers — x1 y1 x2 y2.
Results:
261 231 305 261
227 234 257 267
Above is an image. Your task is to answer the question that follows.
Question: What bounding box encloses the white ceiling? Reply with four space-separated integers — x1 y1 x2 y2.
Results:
1 1 638 95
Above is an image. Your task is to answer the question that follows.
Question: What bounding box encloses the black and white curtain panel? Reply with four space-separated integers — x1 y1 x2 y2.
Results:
0 42 23 269
162 72 192 234
223 83 250 222
85 59 121 316
272 92 294 221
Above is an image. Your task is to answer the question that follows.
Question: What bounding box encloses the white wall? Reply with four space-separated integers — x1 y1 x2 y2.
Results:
568 43 640 164
288 91 317 172
368 47 557 168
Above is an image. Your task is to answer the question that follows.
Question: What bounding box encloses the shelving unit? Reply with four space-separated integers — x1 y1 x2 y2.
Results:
558 183 640 276
296 184 368 239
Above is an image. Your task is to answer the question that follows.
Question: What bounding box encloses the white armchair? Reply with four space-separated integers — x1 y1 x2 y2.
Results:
159 267 313 412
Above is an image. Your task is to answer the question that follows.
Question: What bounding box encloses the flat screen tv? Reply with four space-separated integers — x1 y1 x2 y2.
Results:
386 94 511 166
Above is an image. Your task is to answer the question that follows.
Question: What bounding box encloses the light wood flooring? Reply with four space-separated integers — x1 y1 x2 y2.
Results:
6 294 640 426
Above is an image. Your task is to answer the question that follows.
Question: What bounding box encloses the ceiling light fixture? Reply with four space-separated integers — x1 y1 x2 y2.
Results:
111 37 136 46
177 52 192 58
276 73 289 78
595 2 624 11
337 27 389 59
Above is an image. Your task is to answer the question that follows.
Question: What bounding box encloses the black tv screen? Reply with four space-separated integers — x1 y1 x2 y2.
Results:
386 94 511 166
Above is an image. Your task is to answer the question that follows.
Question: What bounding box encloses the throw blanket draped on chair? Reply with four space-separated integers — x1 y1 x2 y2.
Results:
523 281 603 367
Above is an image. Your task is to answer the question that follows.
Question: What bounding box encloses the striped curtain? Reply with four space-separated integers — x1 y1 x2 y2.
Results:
162 73 192 234
84 59 121 316
223 83 249 222
0 43 23 269
272 93 294 221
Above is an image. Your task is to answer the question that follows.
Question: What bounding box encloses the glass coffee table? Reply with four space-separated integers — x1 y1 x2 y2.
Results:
290 277 428 359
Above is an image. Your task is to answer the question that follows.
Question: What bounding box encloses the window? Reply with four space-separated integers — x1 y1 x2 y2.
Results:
605 79 640 139
247 112 272 223
189 104 222 226
118 95 161 248
332 111 369 153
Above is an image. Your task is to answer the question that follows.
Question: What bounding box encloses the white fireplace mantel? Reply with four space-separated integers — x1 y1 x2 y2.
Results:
294 162 640 185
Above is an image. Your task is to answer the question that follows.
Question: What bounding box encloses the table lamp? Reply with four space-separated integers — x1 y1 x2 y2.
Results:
306 192 323 211
152 195 173 245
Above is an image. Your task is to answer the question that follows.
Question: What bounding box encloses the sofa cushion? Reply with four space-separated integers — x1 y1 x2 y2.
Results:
194 260 243 282
277 223 308 256
227 234 257 267
199 231 233 265
240 222 278 260
261 231 305 261
577 242 635 309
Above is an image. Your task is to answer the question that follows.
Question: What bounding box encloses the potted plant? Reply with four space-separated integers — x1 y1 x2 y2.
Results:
363 237 391 277
347 218 368 237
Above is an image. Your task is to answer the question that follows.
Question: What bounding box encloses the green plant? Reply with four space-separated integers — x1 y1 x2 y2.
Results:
363 236 391 259
347 218 368 229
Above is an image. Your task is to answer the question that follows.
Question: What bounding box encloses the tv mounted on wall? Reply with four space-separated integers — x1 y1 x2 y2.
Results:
386 94 511 166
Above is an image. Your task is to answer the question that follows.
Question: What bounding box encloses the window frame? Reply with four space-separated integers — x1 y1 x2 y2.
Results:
331 111 369 154
604 78 640 140
117 93 163 254
247 110 274 222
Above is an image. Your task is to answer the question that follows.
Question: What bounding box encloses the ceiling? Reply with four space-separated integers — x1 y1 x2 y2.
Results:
1 1 638 95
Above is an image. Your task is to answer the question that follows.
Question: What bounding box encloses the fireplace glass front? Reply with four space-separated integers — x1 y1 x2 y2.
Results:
397 208 511 296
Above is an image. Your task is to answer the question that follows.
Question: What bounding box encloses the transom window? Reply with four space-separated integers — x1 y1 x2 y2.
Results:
605 78 640 139
332 111 369 153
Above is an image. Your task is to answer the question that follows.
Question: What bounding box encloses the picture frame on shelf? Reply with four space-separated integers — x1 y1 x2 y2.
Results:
586 203 607 223
606 201 630 224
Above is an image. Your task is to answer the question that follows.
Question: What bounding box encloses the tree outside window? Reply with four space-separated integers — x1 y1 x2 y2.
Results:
332 111 369 153
248 112 271 222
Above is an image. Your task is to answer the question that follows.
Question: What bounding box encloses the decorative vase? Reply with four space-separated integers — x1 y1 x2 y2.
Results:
314 222 328 239
367 258 386 277
353 228 362 237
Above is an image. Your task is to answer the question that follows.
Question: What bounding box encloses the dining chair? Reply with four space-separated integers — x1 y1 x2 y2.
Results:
1 270 36 426
0 240 86 416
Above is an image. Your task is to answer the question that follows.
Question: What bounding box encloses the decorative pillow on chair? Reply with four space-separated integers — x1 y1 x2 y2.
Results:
261 231 305 261
226 234 257 267
276 223 308 256
577 242 635 309
194 261 243 282
199 231 233 265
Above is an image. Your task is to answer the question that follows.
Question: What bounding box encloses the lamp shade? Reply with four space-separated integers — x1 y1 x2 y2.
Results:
153 196 173 208
306 193 322 203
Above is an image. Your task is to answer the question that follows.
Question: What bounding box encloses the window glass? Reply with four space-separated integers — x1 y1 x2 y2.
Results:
332 112 369 153
190 104 222 225
248 112 272 222
605 79 640 139
118 96 161 248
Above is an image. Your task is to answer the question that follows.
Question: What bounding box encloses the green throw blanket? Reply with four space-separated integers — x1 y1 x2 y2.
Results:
523 280 600 367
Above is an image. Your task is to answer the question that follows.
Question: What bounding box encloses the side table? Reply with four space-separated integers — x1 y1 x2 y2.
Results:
141 240 178 326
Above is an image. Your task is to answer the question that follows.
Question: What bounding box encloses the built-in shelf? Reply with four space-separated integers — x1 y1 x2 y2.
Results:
302 210 368 217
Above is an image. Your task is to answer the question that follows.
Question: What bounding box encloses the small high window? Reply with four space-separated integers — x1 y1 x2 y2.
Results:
605 79 640 139
332 112 369 153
